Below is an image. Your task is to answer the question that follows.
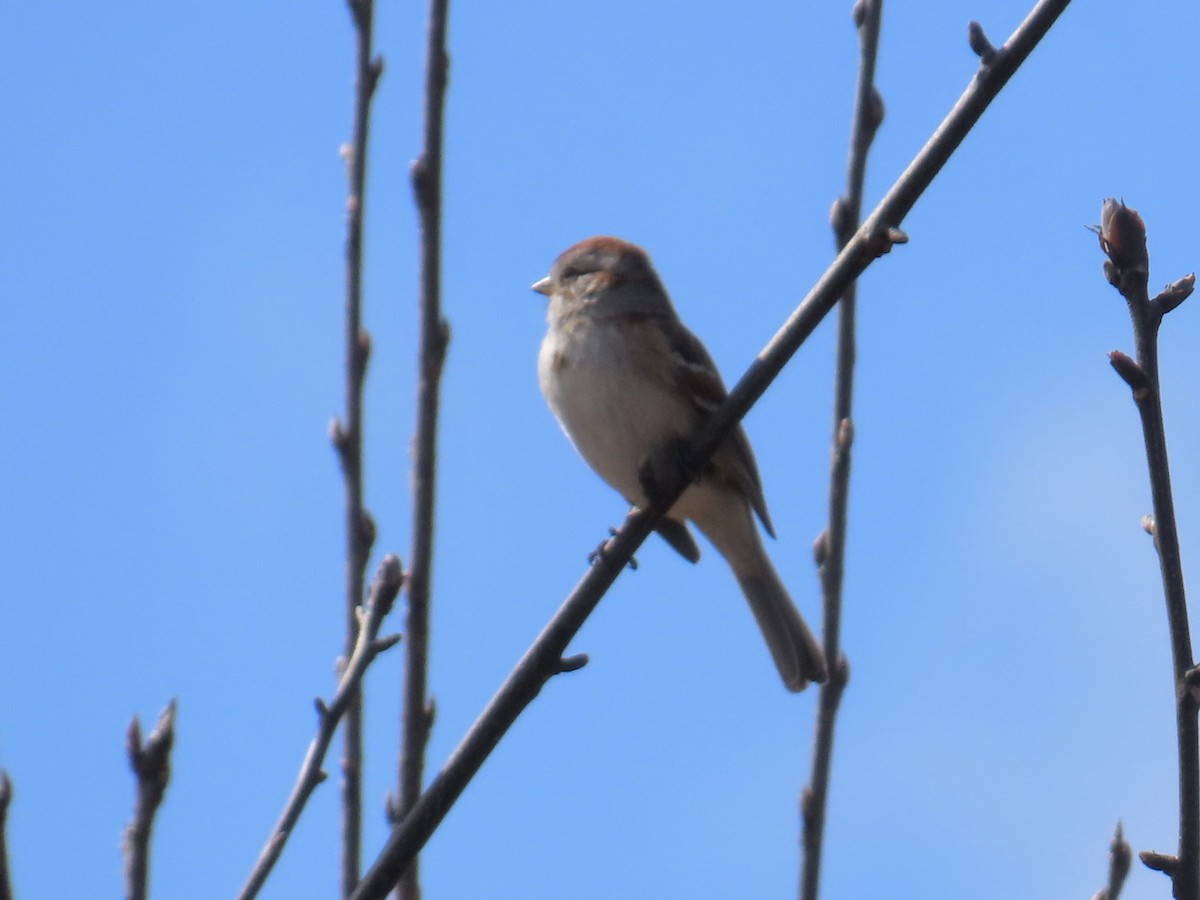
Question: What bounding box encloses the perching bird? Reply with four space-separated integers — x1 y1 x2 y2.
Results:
534 236 827 691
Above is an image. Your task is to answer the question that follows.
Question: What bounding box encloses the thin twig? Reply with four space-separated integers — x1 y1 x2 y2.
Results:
348 4 1073 896
1093 821 1132 900
0 772 13 900
332 0 383 894
1097 198 1198 899
237 557 404 900
122 701 177 900
800 1 882 896
394 3 451 900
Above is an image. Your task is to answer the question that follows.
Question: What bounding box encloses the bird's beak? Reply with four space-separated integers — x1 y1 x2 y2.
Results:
531 276 552 296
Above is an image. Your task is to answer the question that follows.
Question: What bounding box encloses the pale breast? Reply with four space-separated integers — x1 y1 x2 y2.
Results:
539 316 695 505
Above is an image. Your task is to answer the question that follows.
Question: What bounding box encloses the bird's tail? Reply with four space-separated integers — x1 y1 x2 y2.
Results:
735 558 828 693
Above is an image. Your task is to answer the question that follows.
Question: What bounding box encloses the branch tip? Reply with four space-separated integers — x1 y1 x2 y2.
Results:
1098 199 1149 295
1102 821 1132 897
968 21 998 64
314 697 329 718
371 633 403 655
1140 849 1178 876
555 654 590 674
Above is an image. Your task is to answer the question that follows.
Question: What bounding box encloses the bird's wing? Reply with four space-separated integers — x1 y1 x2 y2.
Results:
665 320 777 538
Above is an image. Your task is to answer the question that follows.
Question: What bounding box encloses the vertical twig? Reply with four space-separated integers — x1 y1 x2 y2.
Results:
394 2 451 899
236 558 404 900
800 2 882 897
332 0 383 895
122 701 177 900
0 772 13 900
1097 198 1198 899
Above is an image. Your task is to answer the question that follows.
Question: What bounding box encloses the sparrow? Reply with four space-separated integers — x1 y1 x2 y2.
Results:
533 236 828 692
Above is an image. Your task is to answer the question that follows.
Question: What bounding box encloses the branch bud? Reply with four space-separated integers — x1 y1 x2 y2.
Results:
1139 849 1178 875
1108 350 1150 397
1098 199 1149 290
813 529 830 567
851 0 868 28
1155 273 1195 315
968 21 997 65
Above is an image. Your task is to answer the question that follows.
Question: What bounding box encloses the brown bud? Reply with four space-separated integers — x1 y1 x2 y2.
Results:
1098 198 1148 278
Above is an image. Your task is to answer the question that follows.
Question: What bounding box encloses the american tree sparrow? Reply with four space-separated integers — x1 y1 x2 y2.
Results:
533 236 828 692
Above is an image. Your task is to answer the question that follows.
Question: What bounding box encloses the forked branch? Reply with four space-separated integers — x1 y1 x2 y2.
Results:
123 701 177 900
238 557 403 900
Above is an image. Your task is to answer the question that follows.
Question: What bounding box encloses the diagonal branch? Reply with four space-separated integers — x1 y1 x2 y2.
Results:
237 557 403 900
394 3 452 900
123 701 177 900
349 3 1073 896
1097 199 1199 899
332 0 384 894
801 1 883 896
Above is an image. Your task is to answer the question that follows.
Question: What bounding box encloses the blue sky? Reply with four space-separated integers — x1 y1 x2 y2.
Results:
4 2 1200 898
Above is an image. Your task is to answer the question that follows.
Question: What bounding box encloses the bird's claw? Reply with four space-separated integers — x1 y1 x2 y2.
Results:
638 439 700 510
588 527 637 570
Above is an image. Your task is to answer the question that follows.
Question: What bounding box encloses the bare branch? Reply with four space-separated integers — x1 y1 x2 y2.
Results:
396 3 452 900
800 0 881 895
238 557 403 900
345 4 1074 897
1099 198 1198 899
333 0 384 893
123 701 177 900
1092 821 1132 900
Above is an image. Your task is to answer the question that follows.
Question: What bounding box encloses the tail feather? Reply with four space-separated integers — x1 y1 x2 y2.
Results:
682 485 827 692
736 564 828 692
